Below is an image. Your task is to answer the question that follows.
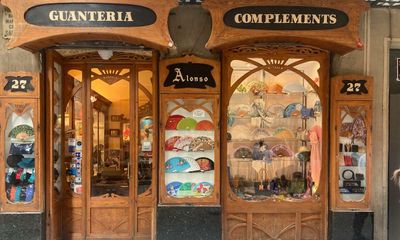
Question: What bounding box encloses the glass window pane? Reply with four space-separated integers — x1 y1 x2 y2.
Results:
5 104 35 203
227 58 322 201
90 67 130 197
53 62 62 198
138 70 153 195
164 99 215 198
338 105 367 201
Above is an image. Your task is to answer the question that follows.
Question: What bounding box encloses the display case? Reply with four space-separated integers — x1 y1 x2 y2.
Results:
330 75 373 210
159 55 220 205
0 72 42 212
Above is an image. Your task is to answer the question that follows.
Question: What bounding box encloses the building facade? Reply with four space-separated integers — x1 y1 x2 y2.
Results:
0 1 398 240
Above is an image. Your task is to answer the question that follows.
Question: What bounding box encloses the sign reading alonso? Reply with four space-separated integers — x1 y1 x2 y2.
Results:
25 3 156 27
164 63 216 89
224 6 349 30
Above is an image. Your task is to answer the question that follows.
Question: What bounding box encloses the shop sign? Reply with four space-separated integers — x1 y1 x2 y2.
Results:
3 76 35 93
223 6 349 30
24 3 156 27
164 63 216 89
2 9 13 39
340 79 368 95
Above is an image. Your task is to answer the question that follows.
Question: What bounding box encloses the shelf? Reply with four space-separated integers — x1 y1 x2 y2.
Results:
229 137 299 142
339 166 366 168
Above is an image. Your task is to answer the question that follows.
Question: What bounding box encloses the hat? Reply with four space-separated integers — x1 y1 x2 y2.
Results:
165 115 184 130
7 155 23 167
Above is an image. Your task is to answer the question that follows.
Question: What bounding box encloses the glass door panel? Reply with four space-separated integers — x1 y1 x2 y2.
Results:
90 66 130 197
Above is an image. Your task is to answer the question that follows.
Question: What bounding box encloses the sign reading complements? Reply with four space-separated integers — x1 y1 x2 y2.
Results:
164 63 216 89
340 80 368 95
224 6 349 30
24 3 156 27
4 76 35 93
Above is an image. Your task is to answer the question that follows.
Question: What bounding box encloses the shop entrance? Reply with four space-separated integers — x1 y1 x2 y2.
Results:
45 49 157 240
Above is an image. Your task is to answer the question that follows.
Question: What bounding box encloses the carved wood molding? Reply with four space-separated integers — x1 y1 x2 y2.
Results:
63 51 152 62
1 0 177 52
203 0 368 54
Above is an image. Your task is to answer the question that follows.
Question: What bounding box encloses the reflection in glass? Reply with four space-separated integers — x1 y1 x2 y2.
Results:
227 58 322 201
5 104 35 203
164 99 215 198
64 87 83 195
53 62 62 198
138 70 153 195
90 67 130 197
338 105 367 202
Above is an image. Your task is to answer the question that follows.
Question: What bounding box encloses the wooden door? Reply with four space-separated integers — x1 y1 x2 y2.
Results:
46 51 157 239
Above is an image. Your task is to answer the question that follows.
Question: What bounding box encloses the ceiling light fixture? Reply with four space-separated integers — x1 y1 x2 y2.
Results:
97 50 113 60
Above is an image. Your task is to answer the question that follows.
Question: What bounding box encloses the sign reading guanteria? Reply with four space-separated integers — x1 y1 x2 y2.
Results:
25 3 156 27
224 6 349 30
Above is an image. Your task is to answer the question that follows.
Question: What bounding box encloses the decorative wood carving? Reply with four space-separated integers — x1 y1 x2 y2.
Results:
1 0 177 51
90 66 131 84
63 51 152 62
203 0 368 54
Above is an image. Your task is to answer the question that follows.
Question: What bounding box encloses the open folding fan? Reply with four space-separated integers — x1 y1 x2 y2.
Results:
270 144 294 157
165 115 184 130
195 157 214 171
283 103 304 118
173 136 194 151
234 146 253 159
195 120 214 131
190 136 214 152
165 136 181 151
176 117 198 130
165 157 190 173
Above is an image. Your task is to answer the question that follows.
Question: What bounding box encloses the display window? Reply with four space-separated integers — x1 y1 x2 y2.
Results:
227 56 323 202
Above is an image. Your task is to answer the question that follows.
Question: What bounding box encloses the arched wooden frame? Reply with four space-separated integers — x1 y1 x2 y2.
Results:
159 94 220 205
221 44 330 240
45 50 158 239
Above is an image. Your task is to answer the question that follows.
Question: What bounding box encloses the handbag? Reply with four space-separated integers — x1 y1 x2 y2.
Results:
10 142 34 155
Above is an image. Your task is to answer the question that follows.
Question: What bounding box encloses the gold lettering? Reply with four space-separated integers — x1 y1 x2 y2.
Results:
88 11 96 21
49 11 58 21
251 14 263 23
274 14 282 23
329 14 337 24
97 11 106 21
242 14 251 24
312 14 320 24
67 11 77 21
264 14 274 23
106 11 116 21
78 11 87 21
290 14 302 24
124 12 133 22
303 14 312 24
59 11 67 21
282 14 290 23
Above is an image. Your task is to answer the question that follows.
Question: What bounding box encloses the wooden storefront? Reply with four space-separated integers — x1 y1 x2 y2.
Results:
0 0 372 239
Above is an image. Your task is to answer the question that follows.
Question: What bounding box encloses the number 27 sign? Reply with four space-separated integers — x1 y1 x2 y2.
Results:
4 76 34 92
340 79 368 95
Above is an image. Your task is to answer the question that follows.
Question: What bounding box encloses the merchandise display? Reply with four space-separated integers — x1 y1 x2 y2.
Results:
5 107 36 203
227 58 323 201
338 105 367 200
163 98 216 199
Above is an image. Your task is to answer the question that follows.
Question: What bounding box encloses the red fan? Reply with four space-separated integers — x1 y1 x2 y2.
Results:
165 115 184 130
195 120 214 131
165 136 181 151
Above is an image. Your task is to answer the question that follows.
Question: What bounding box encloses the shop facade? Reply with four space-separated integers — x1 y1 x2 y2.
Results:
0 0 395 240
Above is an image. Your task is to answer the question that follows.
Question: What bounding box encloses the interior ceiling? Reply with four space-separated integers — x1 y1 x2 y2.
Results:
366 0 400 7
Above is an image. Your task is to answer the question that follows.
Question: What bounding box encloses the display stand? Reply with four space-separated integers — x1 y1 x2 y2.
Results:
0 72 42 212
330 75 373 210
159 55 221 205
